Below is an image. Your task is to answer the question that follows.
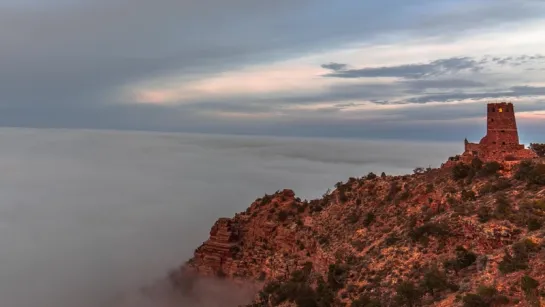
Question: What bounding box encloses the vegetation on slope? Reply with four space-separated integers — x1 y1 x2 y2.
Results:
181 158 545 307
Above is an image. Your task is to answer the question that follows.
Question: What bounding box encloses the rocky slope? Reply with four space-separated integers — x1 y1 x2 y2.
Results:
171 158 545 307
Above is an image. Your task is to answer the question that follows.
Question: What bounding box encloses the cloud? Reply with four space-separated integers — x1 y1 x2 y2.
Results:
0 0 544 138
484 54 545 66
0 129 466 307
323 57 486 79
321 62 348 71
405 86 545 104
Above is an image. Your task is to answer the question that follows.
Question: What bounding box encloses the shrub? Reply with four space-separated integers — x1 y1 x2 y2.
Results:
452 163 472 180
351 295 382 307
527 218 542 231
498 239 538 274
367 172 377 180
521 275 539 295
346 212 360 224
515 160 545 185
421 266 452 295
480 161 502 176
444 246 477 275
327 263 349 291
363 212 376 227
477 286 509 305
462 293 487 307
471 157 484 170
394 281 422 307
385 234 400 246
426 183 434 193
494 194 511 219
530 143 545 157
461 189 476 201
278 210 289 222
386 182 401 202
521 275 540 307
409 222 450 242
463 286 509 307
477 206 491 223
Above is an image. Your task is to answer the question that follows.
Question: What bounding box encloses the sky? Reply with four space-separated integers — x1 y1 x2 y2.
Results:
1 0 545 142
0 128 459 307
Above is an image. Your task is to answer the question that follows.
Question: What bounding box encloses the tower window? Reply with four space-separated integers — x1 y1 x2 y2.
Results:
499 108 503 113
502 142 506 145
492 108 495 112
501 130 505 133
490 118 494 122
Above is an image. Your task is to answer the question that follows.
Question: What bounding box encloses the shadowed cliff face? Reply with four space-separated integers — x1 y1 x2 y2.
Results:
0 128 458 307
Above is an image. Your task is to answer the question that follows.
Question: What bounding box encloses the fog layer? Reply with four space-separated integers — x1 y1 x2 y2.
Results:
0 128 459 307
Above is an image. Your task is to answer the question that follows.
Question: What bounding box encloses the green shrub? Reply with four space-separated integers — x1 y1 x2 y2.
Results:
521 275 539 295
494 194 511 219
516 160 545 185
461 189 476 201
444 246 477 275
498 239 539 274
409 222 450 242
426 183 434 193
278 210 289 222
527 218 542 231
530 143 545 157
521 275 540 307
327 263 349 291
471 157 484 170
452 163 472 180
463 286 509 307
367 172 377 180
351 294 382 307
363 212 375 227
421 266 453 295
477 206 491 223
394 281 422 307
462 293 487 307
346 212 360 224
480 162 502 176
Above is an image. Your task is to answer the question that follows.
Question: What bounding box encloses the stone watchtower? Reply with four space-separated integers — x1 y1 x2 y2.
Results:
459 102 537 162
480 102 523 152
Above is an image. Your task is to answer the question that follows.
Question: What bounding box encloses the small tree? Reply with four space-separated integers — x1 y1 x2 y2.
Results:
413 167 425 174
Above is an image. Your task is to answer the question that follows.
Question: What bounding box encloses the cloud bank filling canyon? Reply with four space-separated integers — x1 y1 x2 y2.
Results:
0 128 461 307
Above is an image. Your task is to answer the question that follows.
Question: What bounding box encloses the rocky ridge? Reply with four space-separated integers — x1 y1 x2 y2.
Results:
171 158 545 306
